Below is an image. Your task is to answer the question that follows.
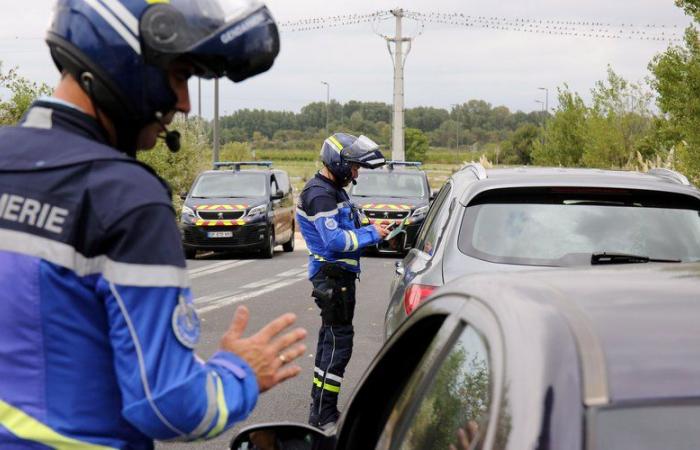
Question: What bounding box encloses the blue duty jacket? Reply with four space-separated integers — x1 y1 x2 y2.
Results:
296 173 382 278
0 101 258 449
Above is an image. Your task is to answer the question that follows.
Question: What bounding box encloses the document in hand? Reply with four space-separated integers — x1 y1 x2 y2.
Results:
385 221 406 241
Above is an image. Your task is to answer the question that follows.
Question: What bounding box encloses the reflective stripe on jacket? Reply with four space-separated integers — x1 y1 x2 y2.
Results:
296 173 381 278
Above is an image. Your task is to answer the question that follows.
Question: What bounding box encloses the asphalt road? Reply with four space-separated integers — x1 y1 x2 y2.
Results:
157 238 399 450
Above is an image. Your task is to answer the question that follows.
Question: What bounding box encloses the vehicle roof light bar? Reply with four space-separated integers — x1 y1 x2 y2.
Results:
213 161 273 171
386 161 422 170
647 168 691 186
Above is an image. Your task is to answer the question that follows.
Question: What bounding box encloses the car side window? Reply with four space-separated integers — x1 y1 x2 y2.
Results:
415 184 452 257
395 325 492 450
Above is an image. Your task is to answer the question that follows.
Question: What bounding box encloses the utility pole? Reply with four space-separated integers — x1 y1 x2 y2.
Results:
198 78 202 118
213 78 220 166
538 87 549 114
384 9 413 161
451 103 460 152
538 87 549 148
321 81 330 137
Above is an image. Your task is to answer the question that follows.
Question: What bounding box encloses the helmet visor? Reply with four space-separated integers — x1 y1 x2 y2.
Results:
141 0 279 81
341 136 386 169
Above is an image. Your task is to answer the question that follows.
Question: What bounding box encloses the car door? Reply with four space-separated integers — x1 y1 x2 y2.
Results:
385 182 455 337
269 175 284 241
337 294 506 450
273 170 294 242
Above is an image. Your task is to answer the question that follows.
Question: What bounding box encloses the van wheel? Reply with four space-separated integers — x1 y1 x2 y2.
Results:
282 225 295 252
261 228 274 259
184 247 197 260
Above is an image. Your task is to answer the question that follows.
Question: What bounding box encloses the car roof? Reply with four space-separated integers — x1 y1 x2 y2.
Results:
444 263 700 405
448 166 700 204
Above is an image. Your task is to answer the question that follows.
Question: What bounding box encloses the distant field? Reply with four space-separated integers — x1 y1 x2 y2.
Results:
271 159 461 192
257 148 475 191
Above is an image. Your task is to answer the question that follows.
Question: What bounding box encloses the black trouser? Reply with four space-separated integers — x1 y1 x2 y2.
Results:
308 265 357 427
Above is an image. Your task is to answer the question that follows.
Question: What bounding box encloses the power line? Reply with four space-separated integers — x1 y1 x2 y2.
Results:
279 10 687 42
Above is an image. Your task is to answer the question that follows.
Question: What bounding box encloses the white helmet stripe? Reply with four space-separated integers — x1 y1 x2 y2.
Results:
99 0 140 37
84 0 141 55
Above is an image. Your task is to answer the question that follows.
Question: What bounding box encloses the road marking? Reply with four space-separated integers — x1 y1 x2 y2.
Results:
196 277 306 314
189 260 254 279
194 264 308 313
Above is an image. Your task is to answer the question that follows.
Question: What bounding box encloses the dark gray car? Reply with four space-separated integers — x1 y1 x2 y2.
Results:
231 262 700 450
385 164 700 337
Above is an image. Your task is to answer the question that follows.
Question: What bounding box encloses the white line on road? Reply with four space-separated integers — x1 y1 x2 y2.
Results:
189 260 254 279
196 277 306 314
194 264 309 313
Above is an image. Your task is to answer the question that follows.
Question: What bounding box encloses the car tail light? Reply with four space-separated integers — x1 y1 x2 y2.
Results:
403 284 437 315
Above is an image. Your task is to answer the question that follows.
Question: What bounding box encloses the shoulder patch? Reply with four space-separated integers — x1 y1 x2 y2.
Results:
325 217 338 230
172 295 201 349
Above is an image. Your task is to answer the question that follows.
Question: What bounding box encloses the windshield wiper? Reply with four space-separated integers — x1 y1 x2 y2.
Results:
591 252 681 265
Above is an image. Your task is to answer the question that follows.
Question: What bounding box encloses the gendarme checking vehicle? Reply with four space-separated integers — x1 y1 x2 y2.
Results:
349 161 432 253
231 263 700 449
180 161 295 259
386 164 700 337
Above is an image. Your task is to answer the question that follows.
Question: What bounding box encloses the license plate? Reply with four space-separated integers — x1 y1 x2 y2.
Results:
207 231 233 238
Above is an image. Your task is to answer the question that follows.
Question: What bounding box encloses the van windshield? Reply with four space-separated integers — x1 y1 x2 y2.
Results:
191 172 267 198
351 172 426 199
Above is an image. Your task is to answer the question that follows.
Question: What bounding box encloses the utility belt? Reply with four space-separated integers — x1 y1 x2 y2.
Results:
311 263 357 326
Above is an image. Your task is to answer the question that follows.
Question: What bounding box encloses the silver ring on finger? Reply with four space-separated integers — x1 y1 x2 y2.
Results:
278 353 288 364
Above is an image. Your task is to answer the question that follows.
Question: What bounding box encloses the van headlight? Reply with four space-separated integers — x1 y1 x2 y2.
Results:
247 205 267 217
182 206 195 218
411 205 429 218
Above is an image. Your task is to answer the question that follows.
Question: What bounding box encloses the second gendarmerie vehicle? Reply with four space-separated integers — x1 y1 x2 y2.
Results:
349 161 432 253
180 161 295 259
231 263 700 450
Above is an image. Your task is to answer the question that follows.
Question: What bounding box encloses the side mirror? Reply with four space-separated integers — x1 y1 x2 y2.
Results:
230 423 331 450
430 190 438 201
271 190 285 200
179 192 187 201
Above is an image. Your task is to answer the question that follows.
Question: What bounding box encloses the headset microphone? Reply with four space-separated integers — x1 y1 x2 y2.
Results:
164 129 181 153
155 112 181 153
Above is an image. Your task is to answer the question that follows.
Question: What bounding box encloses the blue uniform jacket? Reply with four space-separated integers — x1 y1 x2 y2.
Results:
296 173 381 278
0 101 258 449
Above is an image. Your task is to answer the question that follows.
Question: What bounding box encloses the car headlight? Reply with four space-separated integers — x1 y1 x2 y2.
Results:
181 206 195 218
411 205 429 218
247 204 267 217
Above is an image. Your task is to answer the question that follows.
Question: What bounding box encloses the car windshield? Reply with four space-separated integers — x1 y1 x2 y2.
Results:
458 188 700 266
594 403 700 449
191 172 267 198
350 172 426 198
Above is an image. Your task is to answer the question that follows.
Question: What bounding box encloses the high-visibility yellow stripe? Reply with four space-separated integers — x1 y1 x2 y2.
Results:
206 374 229 438
0 399 117 450
313 377 341 393
328 136 343 152
348 231 359 251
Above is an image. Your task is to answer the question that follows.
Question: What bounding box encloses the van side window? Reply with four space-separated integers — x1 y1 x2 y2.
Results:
273 171 291 193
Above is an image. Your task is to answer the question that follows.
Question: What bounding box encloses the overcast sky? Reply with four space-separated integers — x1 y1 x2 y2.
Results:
0 0 692 118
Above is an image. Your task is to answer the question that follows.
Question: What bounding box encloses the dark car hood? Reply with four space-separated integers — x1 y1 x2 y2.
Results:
186 197 265 210
351 196 427 210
